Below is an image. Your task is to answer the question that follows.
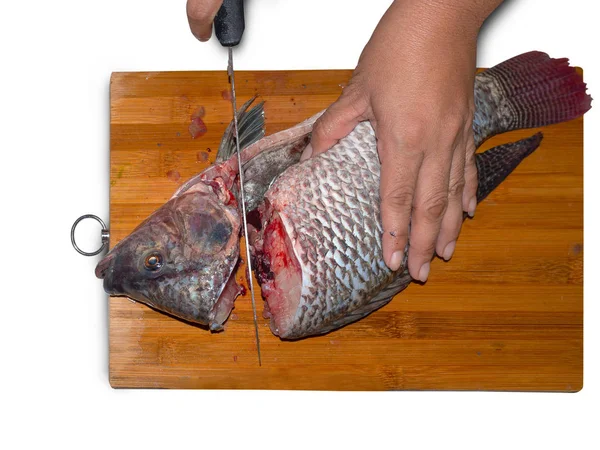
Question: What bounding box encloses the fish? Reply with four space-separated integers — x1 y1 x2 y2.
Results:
96 51 591 338
95 99 266 331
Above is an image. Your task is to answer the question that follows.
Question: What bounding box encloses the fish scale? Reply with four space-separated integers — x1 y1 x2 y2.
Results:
266 121 396 337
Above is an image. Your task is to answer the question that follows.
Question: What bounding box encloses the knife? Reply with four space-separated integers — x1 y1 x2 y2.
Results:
214 0 262 366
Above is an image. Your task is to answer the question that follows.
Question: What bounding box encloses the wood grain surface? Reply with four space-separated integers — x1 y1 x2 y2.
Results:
109 69 583 391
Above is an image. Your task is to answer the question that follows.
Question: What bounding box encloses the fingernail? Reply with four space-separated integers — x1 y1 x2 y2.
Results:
418 262 430 282
442 240 456 261
389 250 403 271
468 197 477 218
300 143 313 161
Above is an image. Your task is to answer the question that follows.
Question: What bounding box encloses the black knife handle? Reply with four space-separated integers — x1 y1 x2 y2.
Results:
214 0 245 47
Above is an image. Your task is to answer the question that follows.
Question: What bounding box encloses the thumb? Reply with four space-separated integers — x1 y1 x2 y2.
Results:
303 87 368 160
187 0 224 42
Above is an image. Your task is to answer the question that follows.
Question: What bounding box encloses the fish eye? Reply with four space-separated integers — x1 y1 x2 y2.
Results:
144 252 163 271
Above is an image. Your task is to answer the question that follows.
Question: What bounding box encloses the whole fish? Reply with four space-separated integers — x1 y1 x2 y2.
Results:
96 51 591 338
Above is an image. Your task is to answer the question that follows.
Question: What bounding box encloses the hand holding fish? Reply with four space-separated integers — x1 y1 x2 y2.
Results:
308 0 503 281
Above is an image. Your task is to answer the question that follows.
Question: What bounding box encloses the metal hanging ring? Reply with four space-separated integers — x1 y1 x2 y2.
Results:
71 214 110 256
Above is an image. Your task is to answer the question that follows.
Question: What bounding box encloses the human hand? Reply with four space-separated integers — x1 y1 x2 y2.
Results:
305 0 500 281
186 0 224 41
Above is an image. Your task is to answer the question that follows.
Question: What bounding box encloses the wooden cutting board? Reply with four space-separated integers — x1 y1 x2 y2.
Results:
109 69 583 390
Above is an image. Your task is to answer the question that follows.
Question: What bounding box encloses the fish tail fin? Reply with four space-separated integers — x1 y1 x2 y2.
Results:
474 51 592 145
475 132 543 203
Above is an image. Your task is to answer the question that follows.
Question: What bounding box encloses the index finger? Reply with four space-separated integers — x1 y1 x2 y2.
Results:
379 138 423 272
307 87 368 158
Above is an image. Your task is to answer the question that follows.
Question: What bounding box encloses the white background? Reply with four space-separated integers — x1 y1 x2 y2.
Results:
1 0 598 448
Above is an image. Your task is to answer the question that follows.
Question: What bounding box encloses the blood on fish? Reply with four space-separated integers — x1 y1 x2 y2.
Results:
166 170 180 182
240 284 247 296
253 213 302 336
246 209 263 231
208 180 236 205
189 117 207 139
264 218 295 270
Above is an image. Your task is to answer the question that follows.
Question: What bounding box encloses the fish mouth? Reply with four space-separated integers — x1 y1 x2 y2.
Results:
95 252 114 279
95 253 124 295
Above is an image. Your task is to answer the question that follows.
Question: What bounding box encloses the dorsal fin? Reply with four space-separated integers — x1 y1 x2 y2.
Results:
216 96 265 163
172 97 265 199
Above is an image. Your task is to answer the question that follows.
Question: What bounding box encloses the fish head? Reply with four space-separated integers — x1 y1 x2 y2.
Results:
95 185 241 330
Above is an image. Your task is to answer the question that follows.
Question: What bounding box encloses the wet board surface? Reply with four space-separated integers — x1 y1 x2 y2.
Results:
109 69 583 391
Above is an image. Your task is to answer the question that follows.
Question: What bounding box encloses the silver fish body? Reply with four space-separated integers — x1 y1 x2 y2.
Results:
251 121 405 338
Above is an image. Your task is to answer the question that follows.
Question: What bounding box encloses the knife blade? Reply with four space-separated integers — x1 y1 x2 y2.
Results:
215 0 262 366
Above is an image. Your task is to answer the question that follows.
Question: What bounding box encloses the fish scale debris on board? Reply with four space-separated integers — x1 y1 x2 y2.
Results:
189 106 207 139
